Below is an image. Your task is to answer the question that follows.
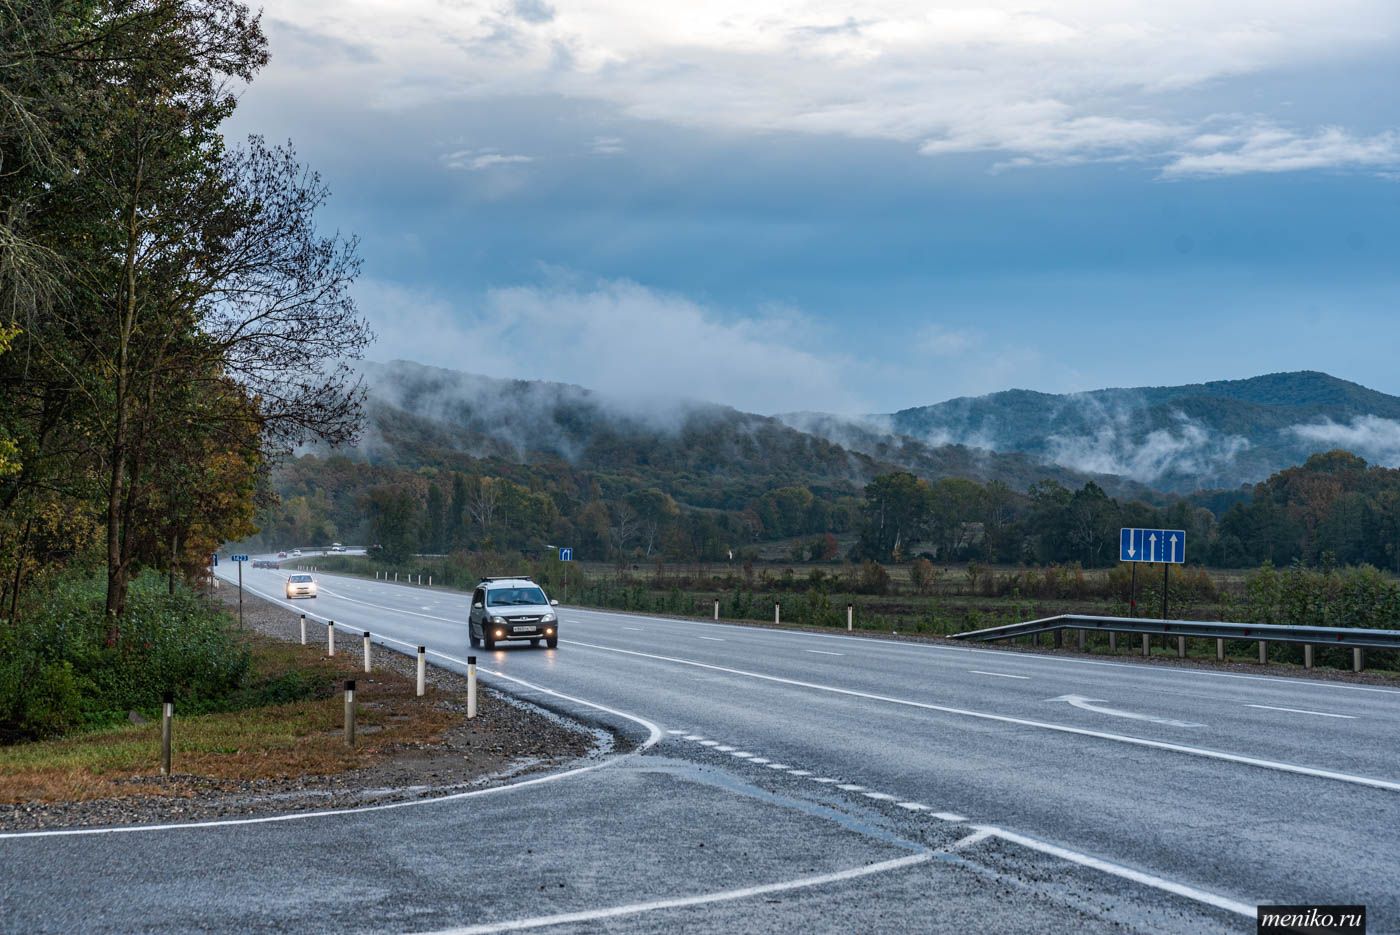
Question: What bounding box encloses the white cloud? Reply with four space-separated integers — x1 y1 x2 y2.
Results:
355 276 869 414
265 1 1399 175
441 149 535 171
1164 126 1400 178
589 135 625 155
914 324 978 357
1288 416 1400 465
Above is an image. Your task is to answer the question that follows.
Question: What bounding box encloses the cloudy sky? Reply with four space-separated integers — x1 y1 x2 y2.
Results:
231 1 1400 414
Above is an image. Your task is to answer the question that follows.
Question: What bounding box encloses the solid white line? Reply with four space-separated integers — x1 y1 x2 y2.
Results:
805 650 844 656
562 639 1400 794
697 636 725 642
560 605 1400 697
983 826 1255 919
1245 704 1357 720
411 852 933 935
970 670 1030 680
949 829 993 851
623 627 643 631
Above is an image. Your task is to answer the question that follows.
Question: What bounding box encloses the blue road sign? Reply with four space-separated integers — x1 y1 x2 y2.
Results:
559 548 573 562
1119 528 1185 564
232 554 249 563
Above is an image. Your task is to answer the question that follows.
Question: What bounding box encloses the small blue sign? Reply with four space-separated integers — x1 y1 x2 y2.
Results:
232 554 250 563
1119 529 1185 564
559 548 573 562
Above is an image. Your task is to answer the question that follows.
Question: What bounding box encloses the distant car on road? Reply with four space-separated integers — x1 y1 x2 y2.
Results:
277 551 287 558
331 543 346 553
285 573 318 599
469 577 559 650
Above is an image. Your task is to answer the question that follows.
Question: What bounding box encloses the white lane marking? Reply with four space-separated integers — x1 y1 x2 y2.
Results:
666 730 685 735
697 636 725 642
1246 704 1357 720
562 639 1400 793
896 803 929 812
749 757 771 764
810 777 839 784
983 826 1255 919
788 770 812 776
949 829 993 851
410 852 933 935
1053 694 1204 728
559 605 1400 697
970 670 1029 680
931 812 967 822
837 784 866 791
731 752 755 758
623 627 643 631
766 763 791 770
863 792 898 801
699 740 720 747
683 735 704 741
716 746 737 752
805 650 844 656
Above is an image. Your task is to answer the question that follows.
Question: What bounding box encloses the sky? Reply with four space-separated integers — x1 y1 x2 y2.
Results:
229 1 1400 415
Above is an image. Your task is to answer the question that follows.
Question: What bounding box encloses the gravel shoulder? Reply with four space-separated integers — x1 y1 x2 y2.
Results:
0 589 605 833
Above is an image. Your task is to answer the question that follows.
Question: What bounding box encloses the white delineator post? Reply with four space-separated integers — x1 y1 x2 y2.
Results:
299 614 306 645
713 599 719 621
327 621 336 656
416 646 426 696
775 602 781 625
160 692 174 777
847 604 853 631
363 632 372 673
428 576 432 587
467 656 478 719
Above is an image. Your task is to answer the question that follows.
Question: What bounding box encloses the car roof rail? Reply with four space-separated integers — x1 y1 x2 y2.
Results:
480 576 534 583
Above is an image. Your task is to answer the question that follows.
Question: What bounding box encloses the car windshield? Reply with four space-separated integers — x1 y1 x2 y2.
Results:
290 574 313 583
487 587 548 606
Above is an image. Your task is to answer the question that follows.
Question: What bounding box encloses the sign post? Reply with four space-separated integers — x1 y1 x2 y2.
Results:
231 554 250 628
1118 529 1185 622
559 547 573 601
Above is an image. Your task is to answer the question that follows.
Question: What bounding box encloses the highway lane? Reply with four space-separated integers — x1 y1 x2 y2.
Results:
218 564 1400 929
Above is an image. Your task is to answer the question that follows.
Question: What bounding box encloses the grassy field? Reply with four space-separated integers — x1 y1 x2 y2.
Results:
0 628 454 803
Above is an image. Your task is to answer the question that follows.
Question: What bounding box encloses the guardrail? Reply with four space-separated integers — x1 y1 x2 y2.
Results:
949 614 1400 672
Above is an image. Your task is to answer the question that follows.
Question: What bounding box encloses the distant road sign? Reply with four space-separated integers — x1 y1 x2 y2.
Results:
232 554 250 563
1119 529 1185 564
559 548 573 562
211 553 219 566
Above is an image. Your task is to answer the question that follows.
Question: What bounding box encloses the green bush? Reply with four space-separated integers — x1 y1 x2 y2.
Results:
0 570 249 741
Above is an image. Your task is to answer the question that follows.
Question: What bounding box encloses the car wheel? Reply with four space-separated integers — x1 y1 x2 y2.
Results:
483 632 496 651
469 630 480 648
546 636 558 649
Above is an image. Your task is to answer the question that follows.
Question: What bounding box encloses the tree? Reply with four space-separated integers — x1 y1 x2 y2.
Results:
857 473 929 561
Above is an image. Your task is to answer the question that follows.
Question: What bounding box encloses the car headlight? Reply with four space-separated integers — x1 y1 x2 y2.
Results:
542 613 556 623
491 616 505 624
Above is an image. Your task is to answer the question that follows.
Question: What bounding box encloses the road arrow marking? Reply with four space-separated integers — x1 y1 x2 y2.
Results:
1053 694 1202 728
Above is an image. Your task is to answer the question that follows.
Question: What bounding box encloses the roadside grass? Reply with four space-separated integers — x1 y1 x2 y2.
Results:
0 628 456 804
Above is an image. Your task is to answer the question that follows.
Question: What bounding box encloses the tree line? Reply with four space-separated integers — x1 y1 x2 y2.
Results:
0 1 367 630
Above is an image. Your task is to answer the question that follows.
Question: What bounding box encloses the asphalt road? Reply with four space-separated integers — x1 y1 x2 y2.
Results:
5 559 1398 933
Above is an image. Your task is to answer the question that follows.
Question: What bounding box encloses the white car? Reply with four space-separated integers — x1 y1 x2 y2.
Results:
469 577 560 649
285 573 318 599
291 548 302 557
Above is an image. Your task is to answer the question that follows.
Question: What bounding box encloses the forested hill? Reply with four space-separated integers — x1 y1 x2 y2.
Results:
263 361 1151 554
875 371 1400 492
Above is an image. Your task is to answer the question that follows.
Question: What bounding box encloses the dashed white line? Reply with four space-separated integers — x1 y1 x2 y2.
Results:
749 757 771 764
766 763 791 770
683 734 704 741
970 670 1030 680
804 649 844 656
836 783 866 792
896 803 929 812
810 777 839 784
787 770 812 777
666 729 685 735
931 812 966 822
716 745 737 752
731 752 756 758
863 792 898 801
699 740 720 747
697 636 725 642
623 627 643 631
1245 704 1357 720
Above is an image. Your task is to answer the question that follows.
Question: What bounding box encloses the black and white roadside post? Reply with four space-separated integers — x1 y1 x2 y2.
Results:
362 631 372 673
847 604 854 631
467 656 478 719
327 620 335 656
299 613 306 645
160 691 174 777
344 680 356 747
416 646 427 696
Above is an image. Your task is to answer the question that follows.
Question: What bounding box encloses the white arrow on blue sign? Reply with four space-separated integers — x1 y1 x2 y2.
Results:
559 548 573 562
231 554 250 563
1119 528 1185 564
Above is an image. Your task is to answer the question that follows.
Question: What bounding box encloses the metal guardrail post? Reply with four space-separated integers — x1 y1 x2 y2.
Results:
160 692 174 777
1259 640 1267 665
1304 645 1314 669
1141 633 1150 657
1032 632 1040 647
1354 648 1364 672
1177 636 1186 658
1109 632 1117 652
1077 629 1085 651
1216 638 1224 661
